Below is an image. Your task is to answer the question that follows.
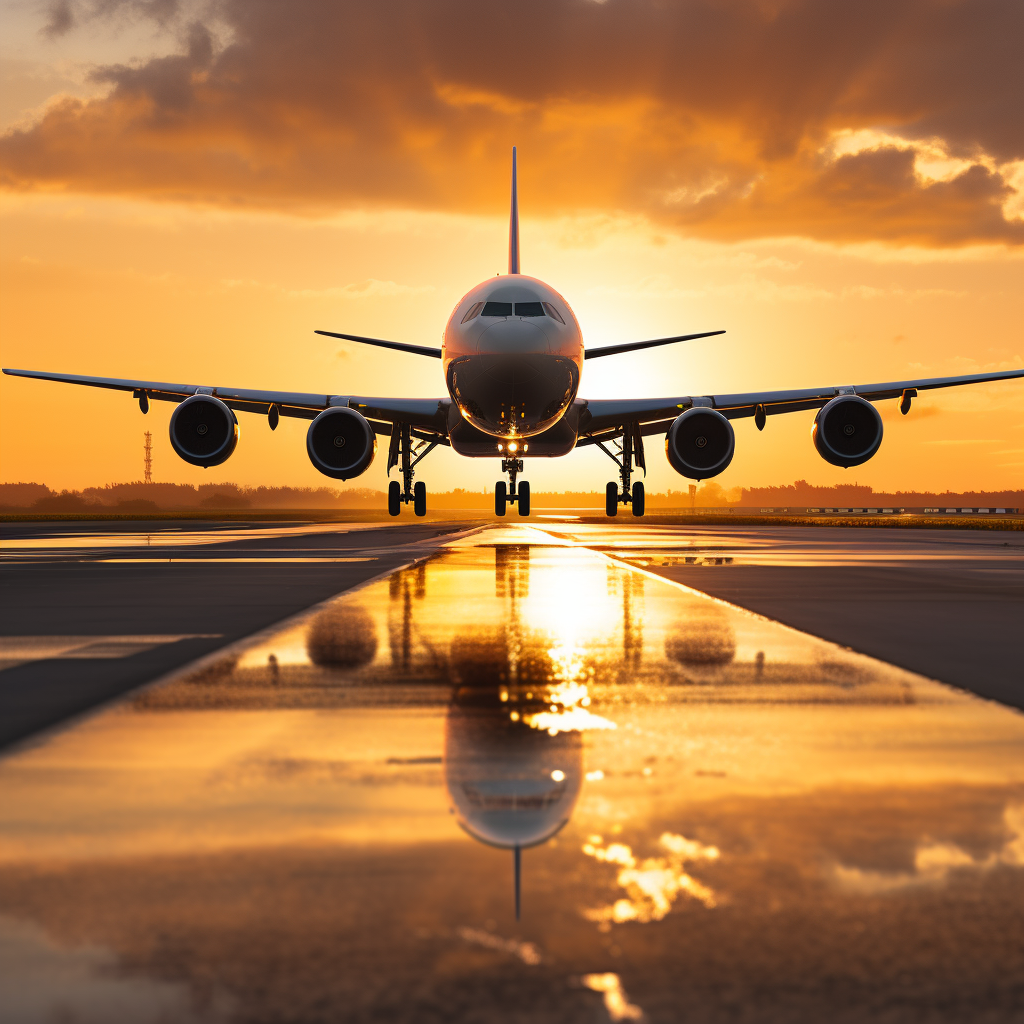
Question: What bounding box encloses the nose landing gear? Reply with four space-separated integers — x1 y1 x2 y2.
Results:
598 421 646 517
495 457 530 517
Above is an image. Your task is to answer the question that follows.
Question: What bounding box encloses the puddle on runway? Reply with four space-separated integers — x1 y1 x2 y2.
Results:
0 529 1022 1022
549 523 1024 569
0 522 389 554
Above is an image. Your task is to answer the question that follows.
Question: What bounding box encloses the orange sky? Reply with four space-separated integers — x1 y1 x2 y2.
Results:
1 0 1021 494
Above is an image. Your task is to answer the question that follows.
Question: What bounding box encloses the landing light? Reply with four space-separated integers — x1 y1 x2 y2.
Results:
551 770 566 782
508 441 519 453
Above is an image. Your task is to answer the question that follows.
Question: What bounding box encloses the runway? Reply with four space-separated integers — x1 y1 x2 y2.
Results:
0 519 1022 1022
558 522 1024 708
0 519 483 747
2 518 1020 749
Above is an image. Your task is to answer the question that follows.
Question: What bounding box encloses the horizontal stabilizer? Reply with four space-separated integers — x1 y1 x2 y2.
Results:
585 330 725 359
315 330 442 358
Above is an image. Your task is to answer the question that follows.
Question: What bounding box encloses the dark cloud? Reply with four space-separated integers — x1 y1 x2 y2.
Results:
7 0 1023 245
41 0 75 38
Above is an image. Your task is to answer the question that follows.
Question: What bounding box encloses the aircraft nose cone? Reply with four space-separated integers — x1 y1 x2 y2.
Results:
478 319 548 355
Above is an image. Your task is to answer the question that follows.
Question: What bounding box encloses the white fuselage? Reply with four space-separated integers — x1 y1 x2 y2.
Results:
442 275 584 440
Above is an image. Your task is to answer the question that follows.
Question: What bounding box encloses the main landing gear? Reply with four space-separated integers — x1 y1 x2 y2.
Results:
495 457 531 517
597 421 646 517
387 422 438 517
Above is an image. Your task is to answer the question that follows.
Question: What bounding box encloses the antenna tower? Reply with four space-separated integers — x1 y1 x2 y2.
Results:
144 431 153 484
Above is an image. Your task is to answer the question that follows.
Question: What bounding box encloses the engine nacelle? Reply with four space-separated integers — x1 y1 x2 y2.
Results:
665 407 735 480
812 395 883 468
306 407 377 479
169 394 238 467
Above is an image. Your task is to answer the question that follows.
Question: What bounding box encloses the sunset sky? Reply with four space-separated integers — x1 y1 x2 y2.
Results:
1 0 1021 494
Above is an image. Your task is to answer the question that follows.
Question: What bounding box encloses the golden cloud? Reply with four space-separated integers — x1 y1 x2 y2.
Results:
2 0 1021 246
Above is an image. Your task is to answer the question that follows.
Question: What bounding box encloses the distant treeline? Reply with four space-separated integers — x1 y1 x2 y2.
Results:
738 479 1024 508
2 479 1021 512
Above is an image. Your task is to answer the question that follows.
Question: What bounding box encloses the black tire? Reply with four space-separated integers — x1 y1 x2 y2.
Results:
631 481 645 517
495 481 507 516
606 482 618 517
388 481 401 517
518 480 530 517
413 480 427 517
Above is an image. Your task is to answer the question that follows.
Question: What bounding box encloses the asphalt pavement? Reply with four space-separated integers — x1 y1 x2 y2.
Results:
0 519 481 747
2 517 1021 752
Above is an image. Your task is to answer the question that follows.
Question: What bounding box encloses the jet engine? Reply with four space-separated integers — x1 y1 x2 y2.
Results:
306 407 377 479
169 394 238 467
812 395 883 468
665 407 735 480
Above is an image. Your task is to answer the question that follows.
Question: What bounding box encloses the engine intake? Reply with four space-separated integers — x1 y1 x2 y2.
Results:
307 407 376 479
813 395 883 468
169 395 238 467
665 407 735 480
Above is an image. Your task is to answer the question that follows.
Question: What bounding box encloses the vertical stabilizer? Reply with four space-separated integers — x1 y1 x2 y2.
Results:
508 147 520 275
514 845 522 920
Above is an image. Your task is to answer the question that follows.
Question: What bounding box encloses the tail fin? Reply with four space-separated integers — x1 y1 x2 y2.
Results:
508 147 520 275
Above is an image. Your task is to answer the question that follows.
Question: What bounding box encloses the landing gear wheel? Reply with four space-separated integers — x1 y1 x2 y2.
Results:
606 481 618 517
631 481 645 517
517 481 530 517
388 480 401 517
413 480 427 517
495 481 507 516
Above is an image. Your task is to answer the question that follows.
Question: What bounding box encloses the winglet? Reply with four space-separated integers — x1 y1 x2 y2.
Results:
508 147 520 275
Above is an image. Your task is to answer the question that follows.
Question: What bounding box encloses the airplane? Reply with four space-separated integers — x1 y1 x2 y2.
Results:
5 148 1023 518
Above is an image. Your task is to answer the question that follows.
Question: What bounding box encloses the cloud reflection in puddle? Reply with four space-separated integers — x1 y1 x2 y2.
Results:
832 803 1024 893
581 972 645 1021
582 832 721 923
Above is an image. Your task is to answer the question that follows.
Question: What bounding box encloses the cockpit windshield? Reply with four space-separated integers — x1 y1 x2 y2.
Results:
515 302 544 317
481 301 513 317
460 301 484 324
465 299 566 323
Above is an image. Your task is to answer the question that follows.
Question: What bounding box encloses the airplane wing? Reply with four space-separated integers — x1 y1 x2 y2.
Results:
0 368 450 436
579 367 1024 443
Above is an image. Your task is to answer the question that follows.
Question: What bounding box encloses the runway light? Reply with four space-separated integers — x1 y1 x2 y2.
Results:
551 769 566 782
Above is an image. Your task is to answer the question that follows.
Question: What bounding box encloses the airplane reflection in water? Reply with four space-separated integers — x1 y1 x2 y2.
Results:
133 541 925 913
3 534 1024 1022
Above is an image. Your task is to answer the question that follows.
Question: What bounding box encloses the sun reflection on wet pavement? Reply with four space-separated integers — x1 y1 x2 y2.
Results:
0 526 1022 1022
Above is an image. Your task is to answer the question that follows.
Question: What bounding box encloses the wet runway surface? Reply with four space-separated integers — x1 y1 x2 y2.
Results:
0 520 479 747
1 525 1022 1022
556 523 1024 709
